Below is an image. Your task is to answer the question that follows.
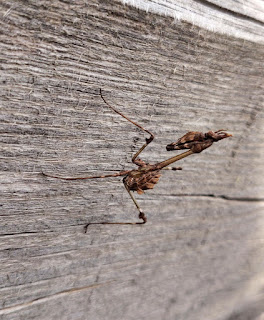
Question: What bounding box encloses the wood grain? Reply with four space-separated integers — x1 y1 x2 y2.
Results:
0 1 264 319
122 0 264 43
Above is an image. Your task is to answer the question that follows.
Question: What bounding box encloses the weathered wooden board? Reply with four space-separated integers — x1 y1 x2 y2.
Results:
122 0 264 43
0 0 264 319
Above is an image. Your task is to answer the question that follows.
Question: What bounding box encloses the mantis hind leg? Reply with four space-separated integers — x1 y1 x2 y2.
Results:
84 180 146 232
99 89 154 165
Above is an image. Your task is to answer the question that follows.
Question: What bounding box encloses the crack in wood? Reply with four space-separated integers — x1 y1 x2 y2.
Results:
143 194 264 202
0 280 116 315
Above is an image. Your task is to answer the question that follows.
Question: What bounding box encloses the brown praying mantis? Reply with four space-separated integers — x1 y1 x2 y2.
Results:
42 89 232 229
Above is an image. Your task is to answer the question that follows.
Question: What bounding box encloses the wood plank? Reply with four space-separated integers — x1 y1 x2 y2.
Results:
0 0 264 319
206 0 264 23
122 0 264 43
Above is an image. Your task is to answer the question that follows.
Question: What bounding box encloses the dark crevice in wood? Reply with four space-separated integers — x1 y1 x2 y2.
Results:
208 194 264 202
145 194 264 202
0 231 40 237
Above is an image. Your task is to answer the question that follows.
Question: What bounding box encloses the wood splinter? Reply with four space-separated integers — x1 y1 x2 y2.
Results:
42 89 232 230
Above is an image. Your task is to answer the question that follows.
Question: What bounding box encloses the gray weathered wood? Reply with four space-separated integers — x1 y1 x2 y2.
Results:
122 0 264 43
1 0 264 319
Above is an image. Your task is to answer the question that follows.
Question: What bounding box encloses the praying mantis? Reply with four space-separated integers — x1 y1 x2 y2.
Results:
42 89 232 229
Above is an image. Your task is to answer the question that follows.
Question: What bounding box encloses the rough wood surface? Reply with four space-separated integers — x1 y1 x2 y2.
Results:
122 0 264 43
1 1 264 319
